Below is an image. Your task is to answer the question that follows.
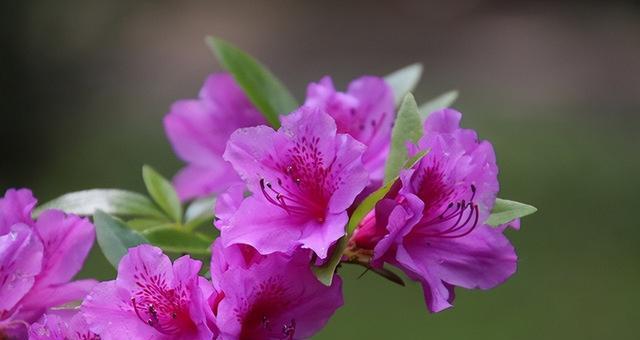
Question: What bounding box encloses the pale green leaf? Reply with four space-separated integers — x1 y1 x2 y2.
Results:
185 196 216 222
384 63 423 106
418 90 459 120
384 93 423 183
487 198 537 226
33 189 165 220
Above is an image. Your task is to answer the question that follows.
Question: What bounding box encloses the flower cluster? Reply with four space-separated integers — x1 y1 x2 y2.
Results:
0 189 96 338
1 64 531 339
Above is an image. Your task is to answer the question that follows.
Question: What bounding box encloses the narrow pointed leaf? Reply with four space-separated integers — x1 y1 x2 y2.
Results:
33 189 166 220
206 36 298 128
487 198 537 226
418 90 459 120
94 210 149 268
141 226 215 255
384 93 423 183
384 63 423 106
142 165 182 223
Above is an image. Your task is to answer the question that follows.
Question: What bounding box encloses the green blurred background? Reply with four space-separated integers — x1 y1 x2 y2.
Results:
1 1 639 339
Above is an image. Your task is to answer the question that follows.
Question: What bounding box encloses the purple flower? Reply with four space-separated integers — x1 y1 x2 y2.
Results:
221 106 369 258
305 76 395 183
0 189 96 337
352 109 518 313
210 240 343 339
28 309 99 340
164 73 266 201
82 245 216 340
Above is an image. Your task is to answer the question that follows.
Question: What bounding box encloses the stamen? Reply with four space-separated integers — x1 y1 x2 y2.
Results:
417 185 480 239
283 319 296 339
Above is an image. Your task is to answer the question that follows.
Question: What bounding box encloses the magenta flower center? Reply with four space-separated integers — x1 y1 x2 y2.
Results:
414 165 479 238
237 277 296 340
260 136 340 222
130 270 194 335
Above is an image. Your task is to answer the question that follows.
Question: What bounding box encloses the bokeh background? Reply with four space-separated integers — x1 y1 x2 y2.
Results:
2 1 639 339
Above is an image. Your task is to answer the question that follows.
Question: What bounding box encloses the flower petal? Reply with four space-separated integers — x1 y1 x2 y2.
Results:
221 197 302 256
0 188 37 233
31 210 95 286
0 224 43 311
83 281 167 340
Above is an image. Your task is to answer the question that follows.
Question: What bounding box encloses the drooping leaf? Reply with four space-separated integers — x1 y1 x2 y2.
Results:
487 198 537 226
418 90 459 120
384 93 423 183
142 165 182 223
33 189 166 220
141 226 214 255
384 63 423 106
94 210 148 268
206 37 298 128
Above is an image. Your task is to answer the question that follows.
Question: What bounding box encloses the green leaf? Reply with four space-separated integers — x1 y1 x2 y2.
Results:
418 90 459 120
185 196 216 222
487 198 537 226
94 210 149 268
348 181 396 235
206 37 298 128
384 93 424 183
142 165 182 223
313 146 429 286
384 63 423 106
183 196 216 231
314 177 400 286
403 150 427 169
126 218 174 232
141 226 214 255
33 189 166 220
312 237 347 286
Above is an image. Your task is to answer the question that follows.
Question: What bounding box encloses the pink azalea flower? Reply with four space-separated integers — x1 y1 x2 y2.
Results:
352 109 518 312
222 106 369 258
164 73 266 201
28 309 99 340
81 245 216 340
0 189 96 338
305 76 395 183
210 240 343 340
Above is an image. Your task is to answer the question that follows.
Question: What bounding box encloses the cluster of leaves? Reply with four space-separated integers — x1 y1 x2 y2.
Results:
35 166 217 267
35 37 536 283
